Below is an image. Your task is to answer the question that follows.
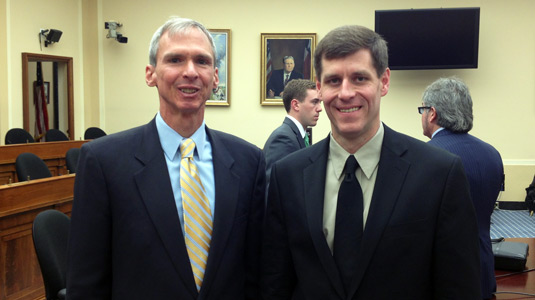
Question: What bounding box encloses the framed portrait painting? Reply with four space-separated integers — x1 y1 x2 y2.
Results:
260 33 316 105
207 29 231 106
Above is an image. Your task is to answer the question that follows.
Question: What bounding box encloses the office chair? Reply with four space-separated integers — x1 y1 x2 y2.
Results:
32 209 69 300
45 129 69 142
84 127 107 140
65 148 80 174
5 128 35 144
15 152 52 181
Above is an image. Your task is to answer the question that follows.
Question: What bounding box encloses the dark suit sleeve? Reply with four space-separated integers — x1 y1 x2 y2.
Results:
67 144 112 300
261 163 297 299
265 134 301 183
433 157 481 299
245 150 267 300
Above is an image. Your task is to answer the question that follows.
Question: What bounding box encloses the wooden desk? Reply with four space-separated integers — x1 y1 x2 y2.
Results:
494 238 535 299
0 175 74 300
0 140 86 184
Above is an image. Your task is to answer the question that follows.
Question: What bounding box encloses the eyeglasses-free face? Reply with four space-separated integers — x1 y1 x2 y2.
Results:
418 106 431 114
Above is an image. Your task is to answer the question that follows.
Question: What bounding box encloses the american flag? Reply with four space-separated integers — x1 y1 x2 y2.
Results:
266 41 272 83
34 62 49 139
303 40 311 79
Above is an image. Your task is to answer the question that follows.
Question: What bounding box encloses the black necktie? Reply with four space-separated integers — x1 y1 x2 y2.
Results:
333 155 363 292
284 74 290 85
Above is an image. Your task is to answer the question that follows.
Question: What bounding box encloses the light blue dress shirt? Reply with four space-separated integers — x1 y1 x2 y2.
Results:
155 112 215 232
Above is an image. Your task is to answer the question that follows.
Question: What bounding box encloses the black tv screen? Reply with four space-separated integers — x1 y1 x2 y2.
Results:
375 8 480 70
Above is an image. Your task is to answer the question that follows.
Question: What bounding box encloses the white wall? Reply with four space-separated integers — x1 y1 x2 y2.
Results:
2 0 534 202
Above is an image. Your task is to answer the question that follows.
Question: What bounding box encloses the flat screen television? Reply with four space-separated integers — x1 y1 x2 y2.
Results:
375 7 480 70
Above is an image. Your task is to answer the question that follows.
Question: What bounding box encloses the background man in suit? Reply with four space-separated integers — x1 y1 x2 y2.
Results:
66 17 265 300
261 25 481 299
267 56 304 98
420 77 504 300
264 79 322 193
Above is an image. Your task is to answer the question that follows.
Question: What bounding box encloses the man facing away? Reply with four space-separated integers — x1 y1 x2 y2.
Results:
66 17 265 300
264 79 322 191
261 25 481 299
420 77 504 300
267 56 304 98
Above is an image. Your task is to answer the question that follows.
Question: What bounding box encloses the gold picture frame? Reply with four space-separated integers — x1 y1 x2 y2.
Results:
260 33 316 106
207 29 231 106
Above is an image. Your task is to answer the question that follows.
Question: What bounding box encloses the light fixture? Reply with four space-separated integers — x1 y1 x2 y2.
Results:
105 21 128 44
39 29 62 47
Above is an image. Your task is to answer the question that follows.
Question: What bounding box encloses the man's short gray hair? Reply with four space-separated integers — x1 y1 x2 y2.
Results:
148 17 216 67
422 77 473 133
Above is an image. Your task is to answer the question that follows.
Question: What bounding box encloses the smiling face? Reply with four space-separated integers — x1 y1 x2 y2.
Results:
317 49 390 151
145 28 219 120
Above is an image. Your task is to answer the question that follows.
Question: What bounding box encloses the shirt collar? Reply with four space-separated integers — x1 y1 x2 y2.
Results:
155 112 207 161
329 123 384 180
286 115 306 138
432 127 445 138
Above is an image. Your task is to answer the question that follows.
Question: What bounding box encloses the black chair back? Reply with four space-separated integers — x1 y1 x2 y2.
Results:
84 127 107 139
45 129 69 142
65 148 81 173
15 152 52 181
32 209 69 300
5 128 35 144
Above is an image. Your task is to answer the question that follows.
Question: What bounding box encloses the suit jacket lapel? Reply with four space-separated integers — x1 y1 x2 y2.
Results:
303 137 345 299
198 128 240 297
133 119 198 297
284 118 306 149
348 125 410 299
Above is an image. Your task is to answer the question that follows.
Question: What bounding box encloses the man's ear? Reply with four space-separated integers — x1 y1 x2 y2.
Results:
145 64 157 87
380 68 390 97
212 67 220 90
291 99 300 112
428 107 438 122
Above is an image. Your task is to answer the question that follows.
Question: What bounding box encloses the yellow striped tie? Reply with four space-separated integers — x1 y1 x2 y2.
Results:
180 138 212 291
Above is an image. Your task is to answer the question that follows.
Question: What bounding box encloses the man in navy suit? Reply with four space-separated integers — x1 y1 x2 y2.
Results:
421 77 504 300
264 79 322 192
267 56 304 98
261 25 481 299
67 17 265 300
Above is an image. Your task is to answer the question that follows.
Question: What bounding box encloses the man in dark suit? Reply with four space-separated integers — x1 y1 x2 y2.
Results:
267 56 304 98
421 77 504 300
66 17 265 300
264 79 321 192
261 25 481 299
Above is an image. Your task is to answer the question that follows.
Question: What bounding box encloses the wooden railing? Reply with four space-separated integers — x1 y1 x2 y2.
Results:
0 141 86 185
0 175 74 300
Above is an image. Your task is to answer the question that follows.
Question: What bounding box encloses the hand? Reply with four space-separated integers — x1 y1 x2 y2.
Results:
268 89 275 98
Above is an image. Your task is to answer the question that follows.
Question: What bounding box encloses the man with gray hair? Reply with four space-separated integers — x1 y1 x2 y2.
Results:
261 25 480 299
67 17 265 299
421 77 504 300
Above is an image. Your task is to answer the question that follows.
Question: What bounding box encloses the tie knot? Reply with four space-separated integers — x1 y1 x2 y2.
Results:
180 138 195 159
343 155 358 181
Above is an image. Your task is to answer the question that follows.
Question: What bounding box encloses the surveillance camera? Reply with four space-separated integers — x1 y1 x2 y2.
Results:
105 21 127 44
116 34 128 44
